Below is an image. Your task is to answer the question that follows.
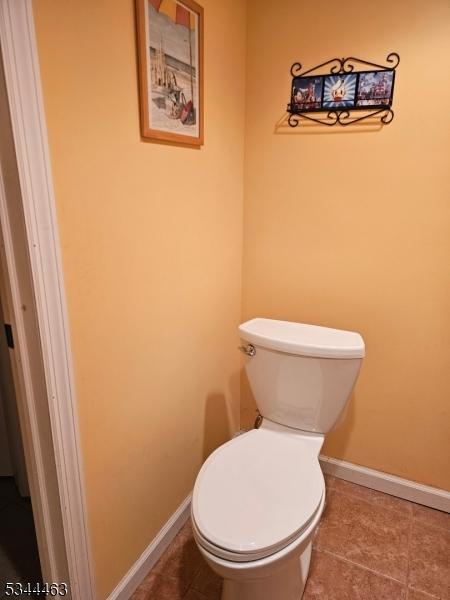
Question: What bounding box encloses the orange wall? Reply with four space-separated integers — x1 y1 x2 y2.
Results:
32 0 450 594
243 0 450 490
32 0 246 597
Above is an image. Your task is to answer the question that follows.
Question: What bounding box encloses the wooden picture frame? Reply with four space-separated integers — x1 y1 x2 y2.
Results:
136 0 204 146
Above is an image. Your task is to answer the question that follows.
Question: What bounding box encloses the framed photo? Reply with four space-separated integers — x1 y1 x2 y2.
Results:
291 77 323 112
356 70 395 107
136 0 204 146
323 73 357 109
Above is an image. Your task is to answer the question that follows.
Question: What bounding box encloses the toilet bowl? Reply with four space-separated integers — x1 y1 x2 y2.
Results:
192 421 325 600
192 318 365 600
193 493 324 600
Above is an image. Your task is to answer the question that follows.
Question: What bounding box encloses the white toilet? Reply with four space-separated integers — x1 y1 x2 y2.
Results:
191 318 365 600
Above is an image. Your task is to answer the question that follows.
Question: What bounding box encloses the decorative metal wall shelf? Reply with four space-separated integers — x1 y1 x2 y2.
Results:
287 53 400 127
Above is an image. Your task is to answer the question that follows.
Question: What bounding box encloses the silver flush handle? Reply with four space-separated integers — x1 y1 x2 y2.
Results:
239 344 256 357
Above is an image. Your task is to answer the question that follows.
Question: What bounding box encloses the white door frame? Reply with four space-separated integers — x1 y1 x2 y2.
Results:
0 1 95 598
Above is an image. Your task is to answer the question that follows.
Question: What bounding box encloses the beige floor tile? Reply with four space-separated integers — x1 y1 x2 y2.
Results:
130 589 151 600
412 504 450 532
332 478 413 515
324 474 336 489
190 560 222 599
150 525 203 592
131 488 450 600
407 587 440 600
315 490 410 581
148 576 187 600
303 549 406 599
134 570 158 593
183 589 209 600
409 522 450 599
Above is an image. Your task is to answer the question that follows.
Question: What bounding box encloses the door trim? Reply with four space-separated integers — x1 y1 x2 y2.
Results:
0 1 95 598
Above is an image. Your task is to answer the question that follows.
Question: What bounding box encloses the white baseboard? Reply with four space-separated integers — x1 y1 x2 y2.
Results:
320 455 450 513
107 494 192 600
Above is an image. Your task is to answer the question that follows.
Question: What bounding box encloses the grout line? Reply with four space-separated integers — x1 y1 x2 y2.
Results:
184 564 204 597
410 514 450 534
318 548 408 587
319 456 450 513
406 586 441 600
184 583 209 600
330 477 450 531
331 479 419 514
404 513 414 597
329 486 413 518
184 587 208 600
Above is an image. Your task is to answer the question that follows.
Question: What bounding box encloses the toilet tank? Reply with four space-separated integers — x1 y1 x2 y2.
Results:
239 318 365 434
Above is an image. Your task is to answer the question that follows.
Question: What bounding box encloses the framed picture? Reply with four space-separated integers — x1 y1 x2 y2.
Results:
136 0 204 146
323 73 357 109
291 77 323 112
356 70 395 107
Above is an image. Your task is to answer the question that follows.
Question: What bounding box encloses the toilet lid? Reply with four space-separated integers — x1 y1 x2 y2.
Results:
239 318 365 359
192 428 324 560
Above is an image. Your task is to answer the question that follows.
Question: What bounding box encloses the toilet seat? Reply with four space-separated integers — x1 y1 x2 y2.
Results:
192 427 324 562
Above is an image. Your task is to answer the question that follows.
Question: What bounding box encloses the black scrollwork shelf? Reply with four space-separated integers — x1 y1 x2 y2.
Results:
287 53 400 127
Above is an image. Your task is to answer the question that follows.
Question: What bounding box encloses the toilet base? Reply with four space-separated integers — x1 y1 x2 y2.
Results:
221 542 312 600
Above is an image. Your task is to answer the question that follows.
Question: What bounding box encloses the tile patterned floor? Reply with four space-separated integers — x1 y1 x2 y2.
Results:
132 475 450 600
0 477 42 599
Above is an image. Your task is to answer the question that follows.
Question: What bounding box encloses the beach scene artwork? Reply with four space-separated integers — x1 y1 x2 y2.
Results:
145 0 200 139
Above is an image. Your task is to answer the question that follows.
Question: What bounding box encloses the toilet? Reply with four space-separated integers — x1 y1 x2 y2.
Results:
191 318 365 600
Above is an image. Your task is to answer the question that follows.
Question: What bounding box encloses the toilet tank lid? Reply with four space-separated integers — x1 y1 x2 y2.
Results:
239 318 365 359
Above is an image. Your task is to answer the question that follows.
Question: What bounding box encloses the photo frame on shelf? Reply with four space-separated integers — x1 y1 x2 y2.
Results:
287 54 399 127
323 73 357 109
355 70 395 108
291 76 323 112
136 0 204 146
